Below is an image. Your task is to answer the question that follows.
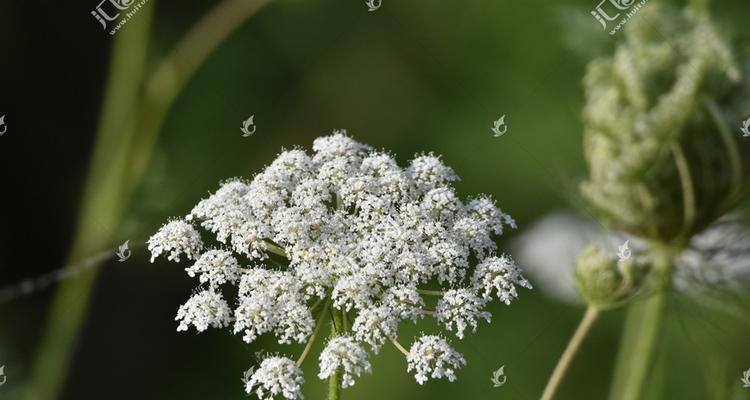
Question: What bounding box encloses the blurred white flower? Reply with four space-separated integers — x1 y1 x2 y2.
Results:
149 132 530 395
514 211 750 304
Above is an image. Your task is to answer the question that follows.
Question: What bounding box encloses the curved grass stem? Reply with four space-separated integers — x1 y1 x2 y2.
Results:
540 307 600 400
26 2 271 399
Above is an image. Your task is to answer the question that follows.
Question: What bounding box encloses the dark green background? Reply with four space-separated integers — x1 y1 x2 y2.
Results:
1 0 749 399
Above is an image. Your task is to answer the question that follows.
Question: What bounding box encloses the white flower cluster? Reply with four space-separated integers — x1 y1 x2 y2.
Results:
148 133 531 398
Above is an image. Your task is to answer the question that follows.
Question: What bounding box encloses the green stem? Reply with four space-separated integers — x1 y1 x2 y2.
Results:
24 8 154 400
26 2 271 399
297 298 330 367
328 307 344 400
609 246 675 400
540 307 600 400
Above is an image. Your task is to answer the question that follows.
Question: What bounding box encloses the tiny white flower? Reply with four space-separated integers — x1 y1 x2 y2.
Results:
407 335 466 384
175 289 231 332
352 306 399 353
246 356 304 400
148 219 203 262
472 255 532 304
318 335 372 388
436 289 491 339
185 249 241 285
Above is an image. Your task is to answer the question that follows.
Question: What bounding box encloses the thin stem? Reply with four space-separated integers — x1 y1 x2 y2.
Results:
704 97 742 202
126 0 272 187
670 143 696 239
309 297 324 313
328 307 344 400
389 336 410 357
609 246 675 400
540 307 600 400
297 298 330 367
417 289 444 296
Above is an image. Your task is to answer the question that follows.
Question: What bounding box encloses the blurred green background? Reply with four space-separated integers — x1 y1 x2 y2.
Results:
1 0 749 399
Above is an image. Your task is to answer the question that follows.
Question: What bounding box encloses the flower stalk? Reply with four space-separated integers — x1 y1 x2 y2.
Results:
609 246 675 400
328 308 344 400
540 307 600 400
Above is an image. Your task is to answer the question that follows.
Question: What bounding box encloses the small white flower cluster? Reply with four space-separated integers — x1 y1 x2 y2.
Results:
148 133 531 398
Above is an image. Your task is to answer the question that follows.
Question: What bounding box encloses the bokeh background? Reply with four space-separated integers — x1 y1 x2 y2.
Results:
1 0 750 399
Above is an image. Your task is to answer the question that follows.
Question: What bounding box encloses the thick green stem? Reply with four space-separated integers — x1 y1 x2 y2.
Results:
24 8 154 400
541 307 600 400
328 307 343 400
26 2 271 399
609 246 675 400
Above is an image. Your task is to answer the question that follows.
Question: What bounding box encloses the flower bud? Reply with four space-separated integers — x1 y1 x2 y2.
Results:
580 4 750 243
574 244 644 309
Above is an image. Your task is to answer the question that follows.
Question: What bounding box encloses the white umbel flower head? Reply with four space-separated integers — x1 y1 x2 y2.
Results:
352 306 399 353
149 132 531 396
407 335 466 384
185 249 241 285
472 255 532 304
246 356 304 400
175 289 231 332
148 219 203 262
318 335 372 388
435 289 490 339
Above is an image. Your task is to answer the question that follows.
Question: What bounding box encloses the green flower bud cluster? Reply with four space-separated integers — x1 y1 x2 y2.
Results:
574 244 645 309
581 4 750 244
